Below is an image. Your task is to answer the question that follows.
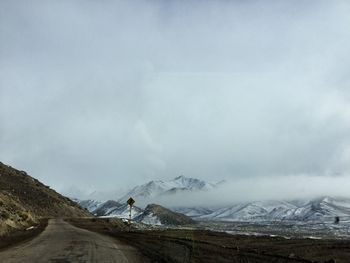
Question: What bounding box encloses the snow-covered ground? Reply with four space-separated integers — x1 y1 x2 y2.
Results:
199 220 350 240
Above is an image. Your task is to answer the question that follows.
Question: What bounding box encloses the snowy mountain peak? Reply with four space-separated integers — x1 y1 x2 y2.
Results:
117 175 220 203
174 176 201 188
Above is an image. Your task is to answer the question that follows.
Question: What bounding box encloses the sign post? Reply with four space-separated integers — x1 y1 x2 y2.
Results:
127 197 135 232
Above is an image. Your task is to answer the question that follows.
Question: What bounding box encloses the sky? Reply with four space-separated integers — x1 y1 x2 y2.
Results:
1 0 350 200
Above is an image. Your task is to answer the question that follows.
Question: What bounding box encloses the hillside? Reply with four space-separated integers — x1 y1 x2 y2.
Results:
0 162 90 235
134 204 196 226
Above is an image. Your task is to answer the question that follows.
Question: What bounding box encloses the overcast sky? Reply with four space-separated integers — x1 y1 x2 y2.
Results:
1 0 350 199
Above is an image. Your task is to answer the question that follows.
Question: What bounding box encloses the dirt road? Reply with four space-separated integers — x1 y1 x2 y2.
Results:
0 219 142 263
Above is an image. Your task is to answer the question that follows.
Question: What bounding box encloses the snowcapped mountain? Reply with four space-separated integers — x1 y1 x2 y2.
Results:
196 201 297 221
72 175 350 223
74 175 219 225
177 197 350 222
76 194 350 223
117 175 219 203
282 196 350 221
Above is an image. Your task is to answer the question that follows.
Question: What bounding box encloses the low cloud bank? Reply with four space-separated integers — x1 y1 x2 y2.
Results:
150 175 350 208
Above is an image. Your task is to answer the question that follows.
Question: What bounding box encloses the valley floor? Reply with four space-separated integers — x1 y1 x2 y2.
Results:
69 218 350 263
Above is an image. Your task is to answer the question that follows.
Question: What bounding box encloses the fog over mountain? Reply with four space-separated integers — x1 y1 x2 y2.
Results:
1 1 350 202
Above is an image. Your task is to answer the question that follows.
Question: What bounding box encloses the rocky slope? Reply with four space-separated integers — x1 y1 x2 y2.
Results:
0 162 90 235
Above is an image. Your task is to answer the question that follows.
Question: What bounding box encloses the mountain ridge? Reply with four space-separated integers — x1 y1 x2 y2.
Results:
175 196 350 222
72 176 350 223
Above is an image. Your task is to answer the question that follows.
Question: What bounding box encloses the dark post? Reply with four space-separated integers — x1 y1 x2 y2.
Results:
127 197 135 232
334 216 340 224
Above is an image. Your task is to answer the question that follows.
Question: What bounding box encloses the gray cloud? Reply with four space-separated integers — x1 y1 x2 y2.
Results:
1 0 350 199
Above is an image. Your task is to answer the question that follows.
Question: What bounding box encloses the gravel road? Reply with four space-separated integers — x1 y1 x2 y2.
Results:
0 219 142 263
